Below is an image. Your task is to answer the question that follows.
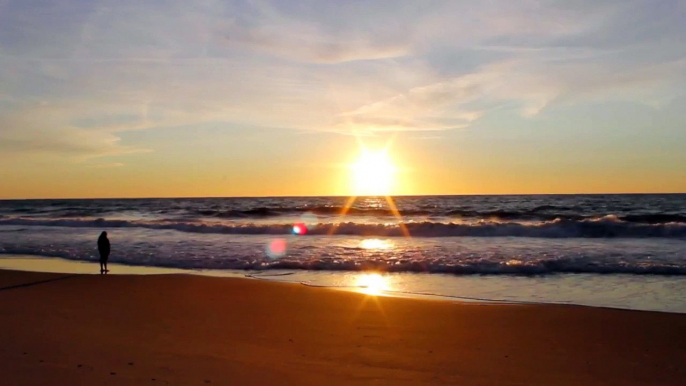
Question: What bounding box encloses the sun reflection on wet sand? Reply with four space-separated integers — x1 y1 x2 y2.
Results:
356 273 390 295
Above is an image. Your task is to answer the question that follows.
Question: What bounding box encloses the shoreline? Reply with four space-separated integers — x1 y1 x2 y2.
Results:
0 254 498 305
1 268 685 385
2 253 686 314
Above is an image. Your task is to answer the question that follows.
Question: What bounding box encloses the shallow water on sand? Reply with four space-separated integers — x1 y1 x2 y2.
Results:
1 255 684 313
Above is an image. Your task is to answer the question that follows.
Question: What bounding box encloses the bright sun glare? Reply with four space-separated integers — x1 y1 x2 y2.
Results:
351 149 396 196
359 238 393 250
356 273 389 295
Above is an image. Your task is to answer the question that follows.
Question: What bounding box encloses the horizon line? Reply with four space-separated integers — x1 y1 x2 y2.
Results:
1 192 685 201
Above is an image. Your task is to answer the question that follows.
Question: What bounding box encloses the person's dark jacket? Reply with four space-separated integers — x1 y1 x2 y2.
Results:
98 232 110 259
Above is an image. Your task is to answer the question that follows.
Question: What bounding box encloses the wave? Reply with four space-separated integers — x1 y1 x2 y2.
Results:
194 206 432 218
1 249 685 276
442 209 686 223
443 209 581 221
1 216 686 238
197 207 281 217
192 205 610 220
169 206 686 224
261 260 686 276
10 205 683 224
619 214 686 224
529 205 582 212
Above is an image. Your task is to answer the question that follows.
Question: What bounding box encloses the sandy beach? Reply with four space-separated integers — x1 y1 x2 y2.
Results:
3 0 686 384
0 269 684 385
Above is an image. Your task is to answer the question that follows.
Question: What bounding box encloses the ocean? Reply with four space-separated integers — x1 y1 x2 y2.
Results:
1 194 685 312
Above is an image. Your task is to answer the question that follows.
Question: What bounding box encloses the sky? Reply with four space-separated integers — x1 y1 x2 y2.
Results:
1 0 685 198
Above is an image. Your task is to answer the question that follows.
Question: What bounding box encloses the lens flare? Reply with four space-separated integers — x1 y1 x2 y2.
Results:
292 223 307 235
266 238 287 259
300 212 318 230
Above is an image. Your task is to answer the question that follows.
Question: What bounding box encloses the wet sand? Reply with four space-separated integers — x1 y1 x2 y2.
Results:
0 269 685 385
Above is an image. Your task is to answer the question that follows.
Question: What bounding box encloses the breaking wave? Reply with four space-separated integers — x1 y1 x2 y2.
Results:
8 205 686 224
1 215 685 238
1 247 685 276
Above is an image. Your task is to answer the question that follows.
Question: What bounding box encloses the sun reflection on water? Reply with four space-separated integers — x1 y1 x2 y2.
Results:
359 238 393 250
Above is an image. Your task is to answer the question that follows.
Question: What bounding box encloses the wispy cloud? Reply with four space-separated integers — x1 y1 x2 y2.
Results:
84 162 125 168
0 103 150 162
220 18 409 63
1 0 685 164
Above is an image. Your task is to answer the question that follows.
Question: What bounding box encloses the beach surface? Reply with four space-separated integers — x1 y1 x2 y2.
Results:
1 269 685 385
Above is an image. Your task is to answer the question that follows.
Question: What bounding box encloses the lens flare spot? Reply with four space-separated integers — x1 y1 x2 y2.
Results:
266 238 287 259
301 212 318 230
292 223 307 235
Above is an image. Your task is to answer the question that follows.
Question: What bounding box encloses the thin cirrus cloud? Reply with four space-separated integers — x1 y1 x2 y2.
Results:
0 103 150 161
220 19 411 64
0 0 685 165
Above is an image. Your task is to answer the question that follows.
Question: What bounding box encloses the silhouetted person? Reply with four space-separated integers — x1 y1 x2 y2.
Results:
98 231 110 274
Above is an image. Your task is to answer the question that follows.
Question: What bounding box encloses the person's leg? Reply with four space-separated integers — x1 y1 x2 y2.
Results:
100 261 104 274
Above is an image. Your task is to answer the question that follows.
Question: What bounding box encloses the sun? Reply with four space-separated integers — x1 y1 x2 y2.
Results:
351 148 396 196
330 138 410 238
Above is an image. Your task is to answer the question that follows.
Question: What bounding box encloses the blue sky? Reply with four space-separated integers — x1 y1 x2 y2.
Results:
1 0 685 197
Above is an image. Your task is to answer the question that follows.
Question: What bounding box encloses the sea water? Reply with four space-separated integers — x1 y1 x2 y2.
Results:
1 195 685 312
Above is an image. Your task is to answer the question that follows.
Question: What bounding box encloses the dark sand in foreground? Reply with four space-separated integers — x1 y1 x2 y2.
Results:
0 269 685 385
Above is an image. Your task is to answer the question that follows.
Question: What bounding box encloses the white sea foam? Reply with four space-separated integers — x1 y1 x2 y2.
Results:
1 225 685 275
1 216 686 238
